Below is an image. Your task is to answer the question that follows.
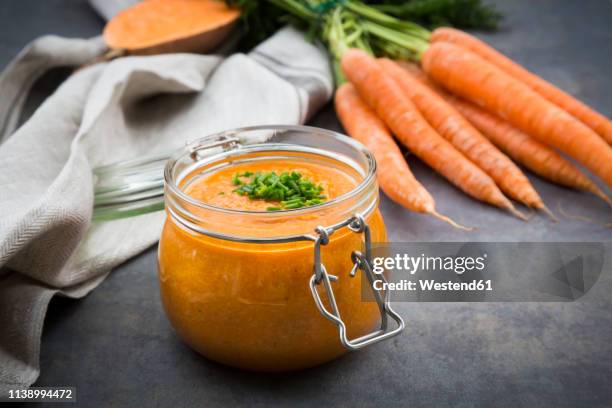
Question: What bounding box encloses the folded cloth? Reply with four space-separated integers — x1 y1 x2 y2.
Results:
0 26 333 392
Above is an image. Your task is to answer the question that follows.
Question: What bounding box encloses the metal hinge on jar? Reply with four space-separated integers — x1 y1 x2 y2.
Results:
187 135 241 161
309 214 405 350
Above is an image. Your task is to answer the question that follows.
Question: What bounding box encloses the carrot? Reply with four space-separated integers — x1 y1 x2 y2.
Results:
396 60 430 82
431 27 612 146
379 58 552 217
341 49 526 220
447 97 612 206
335 83 469 229
398 61 611 206
422 42 612 188
103 0 239 55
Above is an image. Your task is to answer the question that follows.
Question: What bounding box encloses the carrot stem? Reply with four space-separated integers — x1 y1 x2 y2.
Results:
344 1 431 41
361 21 428 57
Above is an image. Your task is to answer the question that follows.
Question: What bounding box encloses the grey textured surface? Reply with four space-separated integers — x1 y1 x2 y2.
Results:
1 0 611 407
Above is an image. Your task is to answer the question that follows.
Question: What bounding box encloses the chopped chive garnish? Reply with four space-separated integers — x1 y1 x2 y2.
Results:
232 170 327 211
284 202 303 209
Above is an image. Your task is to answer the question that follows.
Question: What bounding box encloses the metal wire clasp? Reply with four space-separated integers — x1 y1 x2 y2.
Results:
187 135 241 161
309 214 405 350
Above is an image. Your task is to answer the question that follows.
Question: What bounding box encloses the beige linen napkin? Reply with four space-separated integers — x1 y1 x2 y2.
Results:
0 27 332 392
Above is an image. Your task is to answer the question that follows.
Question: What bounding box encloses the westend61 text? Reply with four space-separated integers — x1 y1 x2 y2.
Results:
373 279 493 292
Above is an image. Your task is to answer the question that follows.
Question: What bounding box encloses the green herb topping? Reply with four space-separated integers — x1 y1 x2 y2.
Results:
232 171 327 211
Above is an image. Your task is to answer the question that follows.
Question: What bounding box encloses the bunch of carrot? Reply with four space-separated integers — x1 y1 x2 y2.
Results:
104 0 611 228
334 27 611 228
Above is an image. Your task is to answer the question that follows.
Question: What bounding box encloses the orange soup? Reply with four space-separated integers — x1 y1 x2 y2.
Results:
185 160 356 212
158 155 386 371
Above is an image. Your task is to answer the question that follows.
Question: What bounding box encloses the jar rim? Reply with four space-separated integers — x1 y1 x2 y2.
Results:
163 125 377 218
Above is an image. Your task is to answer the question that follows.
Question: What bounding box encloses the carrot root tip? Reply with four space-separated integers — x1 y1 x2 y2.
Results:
592 188 612 207
523 207 536 221
539 204 559 223
557 202 594 223
508 205 529 221
429 210 474 231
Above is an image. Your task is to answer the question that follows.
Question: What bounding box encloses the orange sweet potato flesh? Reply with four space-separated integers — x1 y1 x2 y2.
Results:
103 0 240 55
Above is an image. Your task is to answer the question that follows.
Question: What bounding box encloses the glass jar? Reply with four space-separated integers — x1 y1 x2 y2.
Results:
158 125 403 371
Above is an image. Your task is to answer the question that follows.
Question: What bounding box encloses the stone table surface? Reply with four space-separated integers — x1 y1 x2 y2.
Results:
1 0 611 407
